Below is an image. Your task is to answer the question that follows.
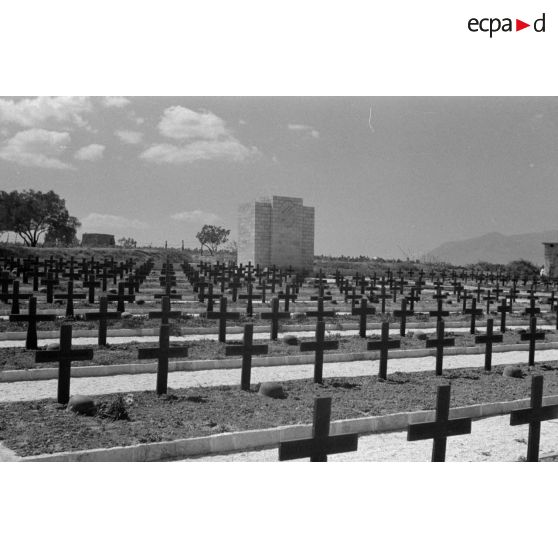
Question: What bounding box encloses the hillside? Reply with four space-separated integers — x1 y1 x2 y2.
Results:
423 231 558 266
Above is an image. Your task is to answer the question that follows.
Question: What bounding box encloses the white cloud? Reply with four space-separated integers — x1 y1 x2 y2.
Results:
81 213 149 231
0 96 92 128
171 209 220 223
115 130 143 144
102 96 130 108
288 123 320 138
74 143 105 161
0 128 73 169
158 106 228 140
140 139 256 164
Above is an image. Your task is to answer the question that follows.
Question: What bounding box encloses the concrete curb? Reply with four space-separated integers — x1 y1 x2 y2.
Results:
19 394 558 462
3 342 558 383
0 319 551 341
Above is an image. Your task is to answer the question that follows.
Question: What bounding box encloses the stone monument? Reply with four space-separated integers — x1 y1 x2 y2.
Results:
237 196 314 271
81 233 115 247
543 242 558 277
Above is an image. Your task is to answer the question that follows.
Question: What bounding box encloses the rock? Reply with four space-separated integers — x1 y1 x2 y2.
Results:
258 382 285 399
136 299 145 305
121 312 133 319
46 343 60 351
283 334 299 346
503 365 523 378
67 395 97 416
414 331 428 340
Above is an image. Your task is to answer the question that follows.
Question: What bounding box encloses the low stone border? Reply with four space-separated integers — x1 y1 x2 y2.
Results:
3 342 558 383
17 394 558 462
0 318 550 341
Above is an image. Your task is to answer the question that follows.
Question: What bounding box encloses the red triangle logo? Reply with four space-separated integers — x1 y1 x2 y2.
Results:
516 19 530 31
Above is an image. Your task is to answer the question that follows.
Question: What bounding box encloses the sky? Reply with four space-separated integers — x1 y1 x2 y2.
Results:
1 96 557 258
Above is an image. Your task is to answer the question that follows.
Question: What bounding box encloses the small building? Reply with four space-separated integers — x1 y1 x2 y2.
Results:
543 242 558 277
81 233 115 247
237 195 314 272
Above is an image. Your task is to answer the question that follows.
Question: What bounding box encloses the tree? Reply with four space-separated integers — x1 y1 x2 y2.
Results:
117 237 137 248
0 189 81 247
195 224 230 255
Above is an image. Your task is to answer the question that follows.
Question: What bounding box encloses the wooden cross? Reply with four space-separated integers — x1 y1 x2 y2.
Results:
239 282 261 317
0 270 13 302
261 297 290 341
463 298 483 334
510 375 558 462
482 290 496 315
6 280 31 315
82 274 100 304
85 296 122 346
497 297 513 333
53 280 86 317
429 297 449 322
474 318 503 371
225 323 268 390
207 296 241 343
203 282 221 313
367 321 400 380
376 285 390 315
520 316 545 366
523 296 541 318
35 324 94 404
148 295 182 325
9 296 56 349
393 297 414 337
300 320 339 383
97 268 115 291
407 384 472 462
351 298 376 338
40 272 59 303
426 319 455 376
107 282 135 312
306 297 336 322
137 324 189 395
279 397 359 462
407 288 420 312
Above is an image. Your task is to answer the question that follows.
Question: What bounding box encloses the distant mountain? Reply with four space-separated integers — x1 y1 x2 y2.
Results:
423 231 558 266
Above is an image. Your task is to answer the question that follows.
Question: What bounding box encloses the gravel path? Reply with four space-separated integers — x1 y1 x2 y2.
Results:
2 348 558 402
179 415 558 462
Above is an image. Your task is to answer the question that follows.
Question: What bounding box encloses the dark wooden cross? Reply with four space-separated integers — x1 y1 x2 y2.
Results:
393 297 414 337
463 297 483 334
407 288 420 313
351 298 376 338
9 296 56 349
510 375 558 462
238 282 261 317
306 297 336 322
520 316 545 366
300 320 339 383
278 284 297 312
40 272 59 303
278 397 359 462
149 295 182 325
482 290 497 315
107 282 135 312
376 285 390 315
429 297 449 322
137 324 189 395
497 296 513 333
53 280 86 317
474 318 503 371
82 274 100 304
6 280 32 315
426 319 455 376
523 296 541 318
407 384 472 462
203 282 221 313
35 324 94 404
261 297 290 341
367 321 400 380
225 323 269 390
85 296 122 346
207 296 241 343
97 268 115 292
0 270 13 303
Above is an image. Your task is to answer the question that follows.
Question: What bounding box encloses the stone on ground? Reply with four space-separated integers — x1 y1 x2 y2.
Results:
67 395 97 416
258 382 285 399
283 334 299 346
503 365 523 378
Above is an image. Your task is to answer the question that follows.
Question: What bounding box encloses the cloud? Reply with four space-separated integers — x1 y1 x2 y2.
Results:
115 129 143 145
74 143 105 161
0 96 92 128
81 213 149 231
102 96 130 108
171 209 220 223
0 128 73 169
158 106 229 140
140 139 257 164
288 123 320 138
140 106 258 165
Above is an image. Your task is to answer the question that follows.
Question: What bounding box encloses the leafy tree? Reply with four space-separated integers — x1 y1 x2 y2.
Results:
195 224 230 255
117 237 137 248
506 259 540 277
0 189 80 247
